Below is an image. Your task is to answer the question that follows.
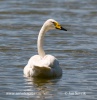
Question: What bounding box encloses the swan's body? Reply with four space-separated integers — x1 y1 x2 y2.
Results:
24 19 67 78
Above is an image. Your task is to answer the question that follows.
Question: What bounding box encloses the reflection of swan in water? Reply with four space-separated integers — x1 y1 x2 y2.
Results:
25 77 61 87
24 19 67 78
24 77 61 98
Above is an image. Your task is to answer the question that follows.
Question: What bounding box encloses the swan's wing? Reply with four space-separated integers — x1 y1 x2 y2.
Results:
28 55 57 68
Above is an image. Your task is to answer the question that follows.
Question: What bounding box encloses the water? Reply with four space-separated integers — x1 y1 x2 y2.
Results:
0 0 97 100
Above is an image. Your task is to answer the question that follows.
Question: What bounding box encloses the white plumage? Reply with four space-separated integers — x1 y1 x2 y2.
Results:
24 19 67 78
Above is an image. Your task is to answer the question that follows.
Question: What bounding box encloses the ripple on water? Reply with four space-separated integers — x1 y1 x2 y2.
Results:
0 0 97 100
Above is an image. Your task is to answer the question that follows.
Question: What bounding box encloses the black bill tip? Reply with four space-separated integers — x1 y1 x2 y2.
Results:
61 27 67 31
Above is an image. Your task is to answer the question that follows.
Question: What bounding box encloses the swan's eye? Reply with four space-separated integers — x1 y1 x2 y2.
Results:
52 22 61 29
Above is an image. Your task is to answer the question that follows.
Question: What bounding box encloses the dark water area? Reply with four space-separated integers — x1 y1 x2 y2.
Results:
0 0 97 100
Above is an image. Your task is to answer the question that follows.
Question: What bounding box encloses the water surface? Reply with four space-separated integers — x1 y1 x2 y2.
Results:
0 0 97 100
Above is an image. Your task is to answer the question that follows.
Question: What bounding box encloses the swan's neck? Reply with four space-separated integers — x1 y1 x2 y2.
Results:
37 25 47 58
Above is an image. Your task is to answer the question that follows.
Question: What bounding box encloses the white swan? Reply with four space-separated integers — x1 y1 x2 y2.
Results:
24 19 67 78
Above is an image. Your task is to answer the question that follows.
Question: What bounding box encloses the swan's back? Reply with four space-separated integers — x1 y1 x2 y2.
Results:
24 55 62 78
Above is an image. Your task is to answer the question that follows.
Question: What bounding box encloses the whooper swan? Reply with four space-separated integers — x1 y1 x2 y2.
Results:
24 19 67 78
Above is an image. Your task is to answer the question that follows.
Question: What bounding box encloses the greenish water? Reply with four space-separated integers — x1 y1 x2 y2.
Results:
0 0 97 100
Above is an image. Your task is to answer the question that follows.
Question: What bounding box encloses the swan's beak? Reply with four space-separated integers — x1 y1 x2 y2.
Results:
56 26 67 31
54 23 67 31
60 26 67 31
55 25 67 31
53 21 67 31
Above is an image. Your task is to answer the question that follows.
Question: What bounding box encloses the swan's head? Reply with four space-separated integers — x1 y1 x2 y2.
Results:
44 19 67 31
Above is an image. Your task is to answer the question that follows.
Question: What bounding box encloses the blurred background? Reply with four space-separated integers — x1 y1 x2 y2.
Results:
0 0 97 100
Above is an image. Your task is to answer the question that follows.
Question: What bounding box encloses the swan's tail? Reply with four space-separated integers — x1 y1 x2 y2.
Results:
33 65 51 71
31 65 51 77
24 64 51 77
